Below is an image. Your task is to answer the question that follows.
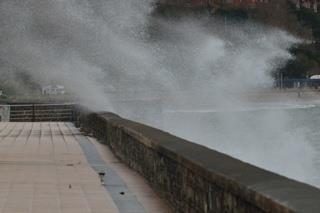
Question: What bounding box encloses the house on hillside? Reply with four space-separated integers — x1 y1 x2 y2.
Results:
41 85 66 95
222 0 318 12
291 0 319 13
157 0 216 7
156 0 268 9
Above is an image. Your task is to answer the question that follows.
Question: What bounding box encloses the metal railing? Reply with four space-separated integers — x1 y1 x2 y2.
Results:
5 103 76 122
275 78 320 89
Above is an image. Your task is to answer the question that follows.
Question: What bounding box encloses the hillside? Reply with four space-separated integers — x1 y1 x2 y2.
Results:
155 0 320 80
217 1 320 79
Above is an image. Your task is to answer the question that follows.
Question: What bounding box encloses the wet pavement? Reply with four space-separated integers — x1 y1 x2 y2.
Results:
0 122 170 213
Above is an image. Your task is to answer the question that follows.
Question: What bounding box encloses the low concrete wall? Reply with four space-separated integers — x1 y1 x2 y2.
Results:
75 107 320 213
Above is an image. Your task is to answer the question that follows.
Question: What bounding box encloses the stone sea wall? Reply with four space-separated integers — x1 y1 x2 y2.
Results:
75 107 320 213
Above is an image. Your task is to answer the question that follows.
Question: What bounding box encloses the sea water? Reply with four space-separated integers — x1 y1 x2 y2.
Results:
161 103 320 188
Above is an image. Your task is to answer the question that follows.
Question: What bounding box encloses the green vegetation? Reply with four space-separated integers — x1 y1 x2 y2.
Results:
280 43 320 78
294 6 320 43
214 1 320 79
215 7 250 21
280 4 320 79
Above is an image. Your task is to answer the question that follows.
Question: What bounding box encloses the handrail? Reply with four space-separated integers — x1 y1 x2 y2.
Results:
2 103 77 122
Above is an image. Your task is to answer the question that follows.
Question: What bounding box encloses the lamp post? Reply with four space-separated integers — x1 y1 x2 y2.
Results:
280 72 283 89
278 71 283 89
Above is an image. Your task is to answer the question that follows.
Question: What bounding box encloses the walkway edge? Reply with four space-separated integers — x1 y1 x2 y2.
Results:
67 123 146 213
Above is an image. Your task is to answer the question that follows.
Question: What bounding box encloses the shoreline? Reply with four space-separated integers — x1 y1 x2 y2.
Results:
245 88 320 105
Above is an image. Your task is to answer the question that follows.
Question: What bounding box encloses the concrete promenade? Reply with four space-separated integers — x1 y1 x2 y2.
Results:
0 122 170 213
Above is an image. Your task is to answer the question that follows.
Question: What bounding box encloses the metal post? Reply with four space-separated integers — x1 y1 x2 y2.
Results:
224 16 227 33
32 104 35 122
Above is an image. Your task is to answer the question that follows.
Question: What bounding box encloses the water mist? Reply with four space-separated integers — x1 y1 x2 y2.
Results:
1 0 318 187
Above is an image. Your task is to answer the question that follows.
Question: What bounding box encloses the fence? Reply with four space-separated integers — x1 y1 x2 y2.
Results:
3 103 76 122
275 78 320 88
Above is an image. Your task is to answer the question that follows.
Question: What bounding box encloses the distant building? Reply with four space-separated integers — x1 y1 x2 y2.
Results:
157 0 214 7
310 74 320 79
42 85 66 95
157 0 268 9
291 0 319 13
222 0 269 8
156 0 319 14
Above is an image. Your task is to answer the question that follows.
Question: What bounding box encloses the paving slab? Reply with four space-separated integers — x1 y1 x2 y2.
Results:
0 122 170 213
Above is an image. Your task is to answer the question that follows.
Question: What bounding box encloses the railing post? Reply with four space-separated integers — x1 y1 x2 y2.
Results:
32 104 35 122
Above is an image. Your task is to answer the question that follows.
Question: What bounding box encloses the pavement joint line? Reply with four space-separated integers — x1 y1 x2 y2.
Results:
66 123 146 213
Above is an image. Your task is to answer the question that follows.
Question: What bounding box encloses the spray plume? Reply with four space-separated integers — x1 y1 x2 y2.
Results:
1 0 318 187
